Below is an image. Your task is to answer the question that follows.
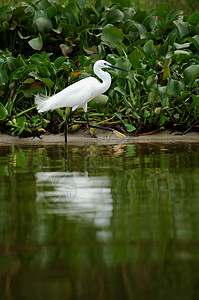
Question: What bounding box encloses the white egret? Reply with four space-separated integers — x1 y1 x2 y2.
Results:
35 60 128 144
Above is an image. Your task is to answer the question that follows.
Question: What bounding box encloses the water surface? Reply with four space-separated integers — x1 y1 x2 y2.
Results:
1 143 199 300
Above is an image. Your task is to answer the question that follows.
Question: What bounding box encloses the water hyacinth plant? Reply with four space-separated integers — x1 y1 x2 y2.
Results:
0 0 199 136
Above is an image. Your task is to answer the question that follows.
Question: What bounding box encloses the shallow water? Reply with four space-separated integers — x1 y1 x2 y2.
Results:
1 143 199 300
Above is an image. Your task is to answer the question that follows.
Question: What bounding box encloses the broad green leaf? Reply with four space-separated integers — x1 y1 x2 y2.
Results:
174 42 191 49
123 121 136 132
174 50 190 55
6 57 14 71
128 49 144 69
146 74 156 88
65 2 80 24
43 61 56 77
115 0 130 7
163 58 171 80
41 78 53 89
187 12 199 25
158 86 168 98
54 57 67 69
148 90 158 103
16 116 27 127
186 35 199 50
0 69 8 84
174 50 191 64
38 65 51 78
101 24 124 45
46 5 57 18
155 3 170 17
173 20 189 37
160 114 168 125
28 34 43 51
0 5 9 18
83 45 97 55
60 44 73 56
144 110 150 118
5 101 14 117
114 86 126 96
135 23 147 36
18 31 31 39
183 65 199 87
0 103 7 120
191 95 199 108
98 44 106 58
143 39 154 56
106 9 124 24
89 95 108 109
114 112 122 119
56 108 65 119
35 17 53 33
13 56 26 69
167 79 181 96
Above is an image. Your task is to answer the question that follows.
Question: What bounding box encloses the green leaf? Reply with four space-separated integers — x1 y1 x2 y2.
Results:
174 50 191 64
148 89 158 103
89 95 108 109
123 121 136 132
186 35 199 50
146 74 157 88
166 79 181 96
56 108 65 119
163 59 171 80
18 31 31 39
106 9 124 24
38 65 51 78
114 86 126 96
28 34 43 51
16 116 27 127
0 69 9 84
40 78 53 89
0 103 8 121
114 112 122 119
101 24 124 46
5 101 14 117
0 5 9 18
191 95 199 108
143 40 154 56
128 49 144 69
174 42 191 49
135 23 147 36
116 0 130 7
65 2 80 24
173 20 189 37
54 57 67 69
183 65 199 87
35 17 53 33
187 12 199 25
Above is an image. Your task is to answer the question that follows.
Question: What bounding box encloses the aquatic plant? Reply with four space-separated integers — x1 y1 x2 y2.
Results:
0 0 199 136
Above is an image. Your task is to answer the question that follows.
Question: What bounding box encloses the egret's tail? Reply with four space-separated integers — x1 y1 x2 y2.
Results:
35 95 52 113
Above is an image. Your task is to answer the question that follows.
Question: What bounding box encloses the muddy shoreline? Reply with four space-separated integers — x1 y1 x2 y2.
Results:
0 129 199 146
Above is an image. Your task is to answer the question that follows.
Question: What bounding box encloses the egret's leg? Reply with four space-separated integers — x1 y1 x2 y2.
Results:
85 112 114 132
64 110 74 158
180 119 199 135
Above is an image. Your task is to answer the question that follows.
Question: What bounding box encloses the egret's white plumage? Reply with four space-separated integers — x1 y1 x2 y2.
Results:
35 59 128 146
35 60 114 113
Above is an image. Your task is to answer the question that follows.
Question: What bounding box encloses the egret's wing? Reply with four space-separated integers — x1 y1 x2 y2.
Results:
36 77 101 112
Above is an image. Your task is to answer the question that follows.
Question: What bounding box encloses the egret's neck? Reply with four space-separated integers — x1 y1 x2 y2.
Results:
94 67 112 93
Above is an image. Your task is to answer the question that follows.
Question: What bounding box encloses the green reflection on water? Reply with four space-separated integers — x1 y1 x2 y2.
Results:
1 143 199 300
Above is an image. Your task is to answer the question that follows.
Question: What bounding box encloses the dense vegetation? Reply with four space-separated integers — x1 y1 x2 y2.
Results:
0 0 199 136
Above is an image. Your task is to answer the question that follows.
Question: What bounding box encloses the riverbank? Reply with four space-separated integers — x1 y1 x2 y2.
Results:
0 130 199 146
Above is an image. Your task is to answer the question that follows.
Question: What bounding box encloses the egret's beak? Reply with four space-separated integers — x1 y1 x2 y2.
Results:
105 63 128 72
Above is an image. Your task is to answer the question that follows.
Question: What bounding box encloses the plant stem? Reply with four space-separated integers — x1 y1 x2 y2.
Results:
16 106 37 118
